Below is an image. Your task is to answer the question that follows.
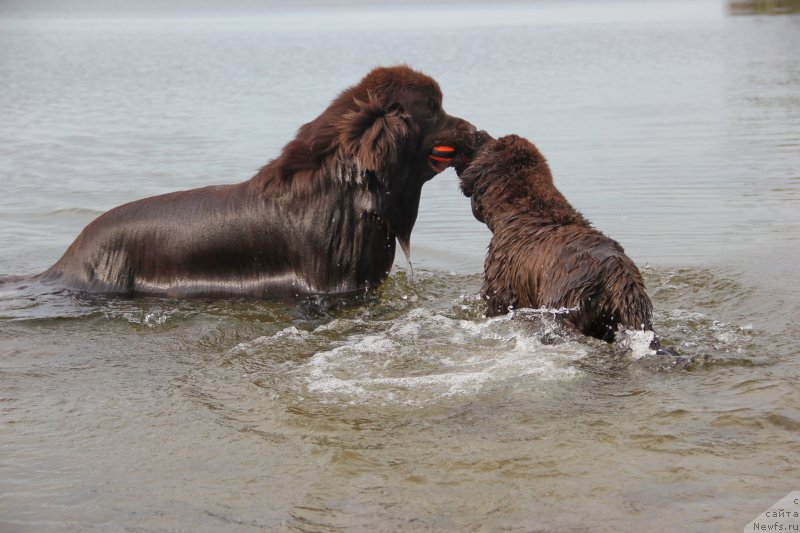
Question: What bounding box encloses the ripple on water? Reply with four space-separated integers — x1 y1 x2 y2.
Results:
233 307 588 407
213 267 765 412
1 267 764 410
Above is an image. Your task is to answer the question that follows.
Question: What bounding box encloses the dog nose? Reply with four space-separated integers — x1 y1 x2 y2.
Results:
447 114 476 136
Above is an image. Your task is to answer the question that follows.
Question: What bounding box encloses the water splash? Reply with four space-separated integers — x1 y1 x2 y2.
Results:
116 309 175 327
616 328 658 360
233 307 587 406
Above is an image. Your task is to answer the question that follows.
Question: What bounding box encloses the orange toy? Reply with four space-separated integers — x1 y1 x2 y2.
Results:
430 145 457 162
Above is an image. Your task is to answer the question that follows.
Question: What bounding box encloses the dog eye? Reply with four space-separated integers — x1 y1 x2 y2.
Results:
427 99 439 119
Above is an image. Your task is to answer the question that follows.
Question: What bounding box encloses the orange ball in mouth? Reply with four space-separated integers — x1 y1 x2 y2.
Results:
429 145 457 172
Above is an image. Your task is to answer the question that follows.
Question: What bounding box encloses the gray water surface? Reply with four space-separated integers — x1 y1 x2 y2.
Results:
1 1 799 531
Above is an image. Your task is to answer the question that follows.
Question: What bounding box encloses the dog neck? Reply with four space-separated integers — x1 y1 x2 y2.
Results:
484 168 591 232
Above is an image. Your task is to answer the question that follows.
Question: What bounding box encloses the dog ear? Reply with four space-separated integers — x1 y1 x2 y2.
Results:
339 92 412 187
458 163 487 197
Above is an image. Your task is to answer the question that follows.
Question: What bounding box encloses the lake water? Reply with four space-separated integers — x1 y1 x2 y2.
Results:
2 1 800 531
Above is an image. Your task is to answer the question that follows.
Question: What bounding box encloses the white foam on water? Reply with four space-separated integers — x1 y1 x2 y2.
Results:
616 329 658 360
228 298 759 407
295 307 586 406
233 325 310 353
663 308 756 354
669 309 709 322
117 309 174 327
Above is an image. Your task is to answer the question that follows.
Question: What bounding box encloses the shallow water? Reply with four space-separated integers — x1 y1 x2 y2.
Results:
2 1 800 531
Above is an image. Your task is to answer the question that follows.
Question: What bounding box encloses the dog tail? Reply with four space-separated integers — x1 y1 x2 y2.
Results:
601 257 680 356
598 255 653 331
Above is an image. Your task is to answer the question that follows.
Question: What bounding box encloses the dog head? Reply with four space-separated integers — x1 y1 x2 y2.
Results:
337 66 480 185
334 66 481 254
260 66 484 259
458 134 550 229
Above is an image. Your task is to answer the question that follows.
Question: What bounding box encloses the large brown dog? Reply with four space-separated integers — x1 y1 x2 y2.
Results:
33 66 478 298
459 134 673 353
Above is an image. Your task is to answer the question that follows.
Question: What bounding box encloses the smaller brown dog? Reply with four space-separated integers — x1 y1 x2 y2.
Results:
459 134 674 354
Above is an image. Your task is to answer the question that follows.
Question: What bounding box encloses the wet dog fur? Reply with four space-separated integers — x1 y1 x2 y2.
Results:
31 66 479 298
459 134 675 354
